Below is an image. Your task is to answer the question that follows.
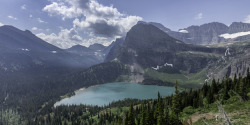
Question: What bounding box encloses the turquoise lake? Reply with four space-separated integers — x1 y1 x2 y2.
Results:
55 82 175 106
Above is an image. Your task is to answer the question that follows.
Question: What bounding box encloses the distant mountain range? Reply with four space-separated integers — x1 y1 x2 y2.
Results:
1 21 250 86
66 43 113 64
0 25 101 74
140 21 250 45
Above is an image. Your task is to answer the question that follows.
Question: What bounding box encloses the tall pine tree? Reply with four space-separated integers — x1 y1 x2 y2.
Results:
127 104 135 125
157 92 165 125
170 81 181 124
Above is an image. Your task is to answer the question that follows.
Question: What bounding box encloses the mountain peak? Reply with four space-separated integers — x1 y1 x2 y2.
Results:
0 25 17 29
126 23 174 42
89 43 106 51
230 22 246 25
137 21 171 33
122 23 185 54
228 22 250 33
66 44 91 53
0 25 22 33
70 44 88 49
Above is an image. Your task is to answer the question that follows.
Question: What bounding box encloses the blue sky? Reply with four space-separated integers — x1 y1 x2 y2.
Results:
0 0 250 48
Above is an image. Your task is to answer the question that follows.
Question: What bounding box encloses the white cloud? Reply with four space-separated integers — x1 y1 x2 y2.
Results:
243 15 250 23
32 27 38 31
43 1 82 20
21 4 26 10
37 32 73 49
32 27 43 31
8 16 17 20
43 0 142 38
194 13 203 20
37 28 84 48
36 28 114 48
0 22 4 26
219 31 250 39
29 14 33 18
37 18 47 23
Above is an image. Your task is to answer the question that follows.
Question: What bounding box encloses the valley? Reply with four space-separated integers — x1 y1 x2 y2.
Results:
0 20 250 124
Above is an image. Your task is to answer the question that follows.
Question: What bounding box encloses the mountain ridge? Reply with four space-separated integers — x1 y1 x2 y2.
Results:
0 25 100 74
105 22 250 86
139 21 250 45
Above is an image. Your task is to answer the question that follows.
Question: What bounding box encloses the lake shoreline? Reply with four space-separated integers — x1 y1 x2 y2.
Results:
54 82 175 107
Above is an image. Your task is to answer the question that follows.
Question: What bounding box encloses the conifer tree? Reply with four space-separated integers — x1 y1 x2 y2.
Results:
145 103 153 125
127 104 135 125
232 74 237 90
165 106 170 125
223 78 230 100
207 89 213 104
247 68 250 79
211 78 218 94
157 92 165 125
240 78 248 101
170 81 181 124
140 103 146 125
247 68 250 87
198 93 203 107
236 74 242 93
202 82 209 97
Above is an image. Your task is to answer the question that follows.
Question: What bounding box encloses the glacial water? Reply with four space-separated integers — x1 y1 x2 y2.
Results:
55 82 174 106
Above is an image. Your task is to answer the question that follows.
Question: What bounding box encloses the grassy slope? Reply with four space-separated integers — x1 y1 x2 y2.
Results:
181 95 250 125
144 68 207 89
92 106 129 122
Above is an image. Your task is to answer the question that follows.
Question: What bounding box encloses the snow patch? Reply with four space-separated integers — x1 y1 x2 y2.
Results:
51 51 57 53
179 29 189 33
222 56 226 62
152 62 173 70
219 31 250 39
225 47 231 56
21 48 29 51
164 63 173 67
152 66 160 70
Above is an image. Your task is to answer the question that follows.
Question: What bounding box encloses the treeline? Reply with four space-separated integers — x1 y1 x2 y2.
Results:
30 98 144 125
31 68 250 125
123 68 250 125
0 61 129 123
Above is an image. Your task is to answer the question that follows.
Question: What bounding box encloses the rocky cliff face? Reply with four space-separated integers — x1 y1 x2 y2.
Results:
167 22 229 45
228 22 250 33
145 21 250 45
104 22 250 85
104 38 124 62
205 40 250 80
107 23 224 74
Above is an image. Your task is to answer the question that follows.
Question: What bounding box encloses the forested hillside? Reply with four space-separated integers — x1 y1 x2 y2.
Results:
0 61 129 124
30 69 250 125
